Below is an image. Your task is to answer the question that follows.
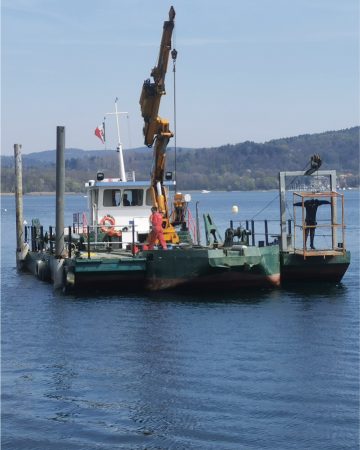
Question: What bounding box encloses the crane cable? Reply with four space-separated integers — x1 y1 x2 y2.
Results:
284 160 318 219
250 160 312 220
172 47 178 191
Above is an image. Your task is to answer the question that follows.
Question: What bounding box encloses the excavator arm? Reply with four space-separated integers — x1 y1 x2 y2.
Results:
139 6 179 244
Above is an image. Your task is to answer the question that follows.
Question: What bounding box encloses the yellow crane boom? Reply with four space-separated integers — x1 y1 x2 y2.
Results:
139 6 179 244
140 6 175 147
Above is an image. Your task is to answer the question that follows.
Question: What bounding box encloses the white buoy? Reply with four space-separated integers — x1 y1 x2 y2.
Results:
232 205 239 214
184 193 191 202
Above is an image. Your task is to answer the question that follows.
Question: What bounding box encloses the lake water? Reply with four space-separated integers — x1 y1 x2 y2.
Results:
1 190 359 449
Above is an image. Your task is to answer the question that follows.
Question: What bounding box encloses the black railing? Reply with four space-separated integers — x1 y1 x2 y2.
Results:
229 219 287 247
24 222 143 259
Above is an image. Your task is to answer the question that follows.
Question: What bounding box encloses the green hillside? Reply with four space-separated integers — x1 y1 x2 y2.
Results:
1 127 359 193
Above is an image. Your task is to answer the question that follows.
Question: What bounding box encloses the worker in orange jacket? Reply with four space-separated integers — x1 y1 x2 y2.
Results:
147 206 167 250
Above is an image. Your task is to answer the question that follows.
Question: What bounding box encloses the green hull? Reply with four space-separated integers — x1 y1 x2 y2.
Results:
66 255 147 289
281 251 351 283
24 245 281 292
145 246 280 290
23 245 350 292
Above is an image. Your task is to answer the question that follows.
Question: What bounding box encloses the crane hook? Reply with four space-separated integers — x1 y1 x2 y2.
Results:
169 6 176 21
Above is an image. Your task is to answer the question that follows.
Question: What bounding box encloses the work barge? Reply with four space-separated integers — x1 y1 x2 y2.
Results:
14 134 350 294
14 131 281 293
14 7 350 293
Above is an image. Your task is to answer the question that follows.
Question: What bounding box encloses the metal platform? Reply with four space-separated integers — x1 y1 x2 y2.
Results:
293 248 346 258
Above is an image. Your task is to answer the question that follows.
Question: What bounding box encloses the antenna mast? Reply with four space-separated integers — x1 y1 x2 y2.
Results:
106 97 128 181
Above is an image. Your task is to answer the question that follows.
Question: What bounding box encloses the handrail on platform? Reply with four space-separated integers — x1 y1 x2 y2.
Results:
292 191 346 258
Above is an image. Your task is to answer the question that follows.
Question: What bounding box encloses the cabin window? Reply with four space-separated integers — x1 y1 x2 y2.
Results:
145 189 152 206
103 189 121 206
144 187 168 206
123 189 144 206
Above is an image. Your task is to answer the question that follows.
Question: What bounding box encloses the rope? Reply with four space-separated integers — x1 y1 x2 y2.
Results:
250 160 312 220
284 160 314 219
251 194 279 220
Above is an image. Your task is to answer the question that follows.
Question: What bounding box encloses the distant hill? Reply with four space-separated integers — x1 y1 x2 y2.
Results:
0 147 145 168
1 127 359 193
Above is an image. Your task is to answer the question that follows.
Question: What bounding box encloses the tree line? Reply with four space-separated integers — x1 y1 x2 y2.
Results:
1 127 359 193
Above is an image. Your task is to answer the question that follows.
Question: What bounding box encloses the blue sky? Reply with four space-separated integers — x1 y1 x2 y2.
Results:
2 0 359 155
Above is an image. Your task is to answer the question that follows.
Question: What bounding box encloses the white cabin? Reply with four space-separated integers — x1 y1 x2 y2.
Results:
85 177 175 243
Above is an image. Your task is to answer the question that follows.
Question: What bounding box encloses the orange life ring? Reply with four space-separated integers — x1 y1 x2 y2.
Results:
99 215 121 237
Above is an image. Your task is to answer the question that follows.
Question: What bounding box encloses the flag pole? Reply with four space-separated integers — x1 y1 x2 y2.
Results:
106 98 128 181
103 117 106 150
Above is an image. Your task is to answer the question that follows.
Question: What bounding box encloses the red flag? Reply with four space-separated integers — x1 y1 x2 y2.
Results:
95 124 105 144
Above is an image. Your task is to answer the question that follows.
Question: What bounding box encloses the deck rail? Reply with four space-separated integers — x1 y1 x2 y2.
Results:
228 218 283 247
24 221 144 259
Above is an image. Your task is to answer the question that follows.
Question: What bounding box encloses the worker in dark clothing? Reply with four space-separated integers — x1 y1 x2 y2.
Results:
294 199 331 249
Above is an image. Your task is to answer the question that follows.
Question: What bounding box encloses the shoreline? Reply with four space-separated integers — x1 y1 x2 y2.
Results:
1 187 359 197
0 192 82 196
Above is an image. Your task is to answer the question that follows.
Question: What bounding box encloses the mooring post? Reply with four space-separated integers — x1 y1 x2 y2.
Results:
131 220 135 256
264 220 269 246
68 226 72 258
55 126 65 257
49 226 53 253
53 126 66 289
87 225 90 259
195 201 200 245
14 144 28 269
251 220 255 246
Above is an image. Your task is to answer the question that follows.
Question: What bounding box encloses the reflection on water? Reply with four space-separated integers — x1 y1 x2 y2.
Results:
285 282 348 300
1 192 359 449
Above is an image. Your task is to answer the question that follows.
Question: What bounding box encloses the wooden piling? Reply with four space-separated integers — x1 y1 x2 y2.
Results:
53 126 66 290
14 144 26 269
55 126 65 258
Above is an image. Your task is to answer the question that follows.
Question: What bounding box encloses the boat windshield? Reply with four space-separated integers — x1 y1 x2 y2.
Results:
102 188 151 207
